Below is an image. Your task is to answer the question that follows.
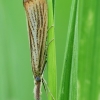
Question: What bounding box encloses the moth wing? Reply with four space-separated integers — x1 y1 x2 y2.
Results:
23 0 48 77
36 0 48 75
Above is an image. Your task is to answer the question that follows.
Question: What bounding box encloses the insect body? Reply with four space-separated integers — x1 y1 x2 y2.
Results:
23 0 48 100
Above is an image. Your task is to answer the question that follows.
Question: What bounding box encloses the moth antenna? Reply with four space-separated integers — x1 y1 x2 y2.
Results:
42 78 55 100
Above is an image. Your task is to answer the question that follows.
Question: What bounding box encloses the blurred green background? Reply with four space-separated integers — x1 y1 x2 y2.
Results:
0 0 100 100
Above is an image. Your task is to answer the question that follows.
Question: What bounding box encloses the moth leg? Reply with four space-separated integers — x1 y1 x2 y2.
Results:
46 38 54 53
42 78 48 95
42 78 55 100
40 59 47 75
46 24 54 48
47 24 54 33
47 38 54 46
44 38 54 68
46 24 54 43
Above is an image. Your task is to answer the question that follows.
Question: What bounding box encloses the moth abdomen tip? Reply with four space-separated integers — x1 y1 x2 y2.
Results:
23 0 28 3
23 0 31 4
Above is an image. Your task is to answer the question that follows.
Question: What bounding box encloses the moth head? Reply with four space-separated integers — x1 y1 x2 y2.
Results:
35 76 41 82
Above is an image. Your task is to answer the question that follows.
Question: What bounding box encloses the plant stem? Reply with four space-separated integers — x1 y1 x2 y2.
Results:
47 0 57 100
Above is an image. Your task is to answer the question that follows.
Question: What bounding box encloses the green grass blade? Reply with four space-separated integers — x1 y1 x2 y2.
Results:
69 1 78 100
54 0 72 95
78 0 100 100
47 0 57 100
58 0 78 100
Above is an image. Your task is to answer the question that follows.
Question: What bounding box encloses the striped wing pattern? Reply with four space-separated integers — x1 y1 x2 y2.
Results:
23 0 48 78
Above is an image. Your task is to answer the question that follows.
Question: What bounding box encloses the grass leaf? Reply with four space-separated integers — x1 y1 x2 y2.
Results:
78 0 100 100
47 0 57 100
58 0 78 100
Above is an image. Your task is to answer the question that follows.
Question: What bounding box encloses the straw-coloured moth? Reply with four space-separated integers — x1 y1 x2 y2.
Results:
23 0 47 100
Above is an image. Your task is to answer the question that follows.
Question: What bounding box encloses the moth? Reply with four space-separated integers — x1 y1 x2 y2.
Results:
23 0 48 100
